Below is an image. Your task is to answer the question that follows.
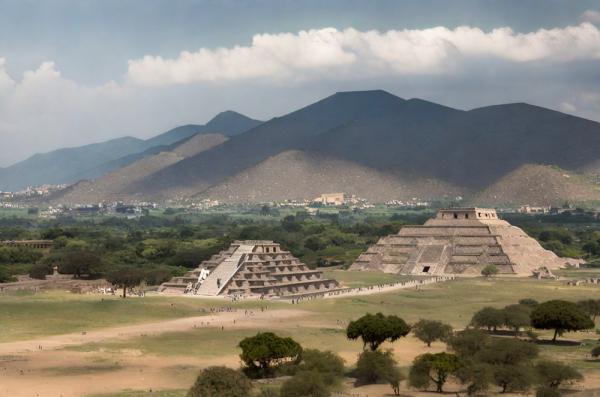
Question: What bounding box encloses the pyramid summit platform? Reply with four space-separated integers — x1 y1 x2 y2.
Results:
351 208 576 276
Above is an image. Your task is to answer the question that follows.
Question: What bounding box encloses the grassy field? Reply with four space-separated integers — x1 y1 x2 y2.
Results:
60 277 599 364
0 290 284 342
322 269 418 288
2 277 598 343
2 275 599 397
554 267 600 279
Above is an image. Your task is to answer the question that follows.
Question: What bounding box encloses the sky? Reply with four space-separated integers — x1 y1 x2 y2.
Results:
1 0 600 166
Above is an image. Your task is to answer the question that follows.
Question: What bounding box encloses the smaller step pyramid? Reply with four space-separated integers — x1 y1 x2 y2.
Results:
351 208 575 276
160 240 340 297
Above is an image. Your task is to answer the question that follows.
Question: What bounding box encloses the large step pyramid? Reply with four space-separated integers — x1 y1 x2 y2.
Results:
160 240 340 297
351 208 575 276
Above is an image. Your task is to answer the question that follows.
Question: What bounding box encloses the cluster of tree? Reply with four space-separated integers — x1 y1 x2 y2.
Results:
471 299 595 341
186 302 594 397
504 213 600 261
445 329 584 395
1 209 415 284
234 332 345 397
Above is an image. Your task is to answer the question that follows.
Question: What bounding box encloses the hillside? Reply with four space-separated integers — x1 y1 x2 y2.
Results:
125 90 600 204
0 111 261 191
201 150 465 203
472 164 600 206
50 133 229 205
127 90 425 198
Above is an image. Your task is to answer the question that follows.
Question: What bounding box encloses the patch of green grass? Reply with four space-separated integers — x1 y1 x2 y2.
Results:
539 339 600 370
86 390 186 397
0 290 284 343
298 277 600 327
322 270 417 288
554 267 600 279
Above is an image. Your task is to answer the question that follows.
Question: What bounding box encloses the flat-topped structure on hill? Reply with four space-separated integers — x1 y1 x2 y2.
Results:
160 240 340 297
351 208 574 276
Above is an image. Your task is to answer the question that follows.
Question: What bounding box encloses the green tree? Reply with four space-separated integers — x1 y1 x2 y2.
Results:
105 266 144 298
481 264 499 277
470 307 504 332
238 332 302 378
536 360 583 389
530 300 595 341
447 329 490 357
353 349 402 390
346 312 410 351
304 236 327 251
187 366 252 397
577 299 600 321
455 362 493 396
298 349 344 384
592 345 600 358
503 304 532 334
492 364 536 393
474 338 538 393
409 352 461 393
280 370 330 397
412 319 452 347
0 266 15 283
475 338 539 366
59 249 104 278
29 263 50 280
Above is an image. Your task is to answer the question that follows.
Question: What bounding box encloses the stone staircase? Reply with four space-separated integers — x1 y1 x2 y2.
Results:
195 243 254 296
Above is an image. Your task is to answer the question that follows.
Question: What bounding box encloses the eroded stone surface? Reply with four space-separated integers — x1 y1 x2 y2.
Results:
351 208 575 276
160 240 339 297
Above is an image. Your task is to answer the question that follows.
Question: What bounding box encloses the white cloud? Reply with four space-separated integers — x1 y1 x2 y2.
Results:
127 23 600 86
581 10 600 24
2 22 600 167
560 102 576 113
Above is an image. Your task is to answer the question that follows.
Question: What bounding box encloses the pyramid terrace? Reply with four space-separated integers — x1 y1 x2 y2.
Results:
160 240 340 297
351 208 574 276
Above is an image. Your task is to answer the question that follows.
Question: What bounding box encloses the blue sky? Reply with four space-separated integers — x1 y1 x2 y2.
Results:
1 0 600 166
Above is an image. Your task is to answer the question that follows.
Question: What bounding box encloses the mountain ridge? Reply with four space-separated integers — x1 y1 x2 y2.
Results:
0 111 262 191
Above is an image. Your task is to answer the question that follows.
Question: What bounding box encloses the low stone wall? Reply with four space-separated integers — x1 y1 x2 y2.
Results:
277 275 455 301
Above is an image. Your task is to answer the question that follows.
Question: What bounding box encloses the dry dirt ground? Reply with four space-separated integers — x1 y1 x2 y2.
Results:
0 306 598 397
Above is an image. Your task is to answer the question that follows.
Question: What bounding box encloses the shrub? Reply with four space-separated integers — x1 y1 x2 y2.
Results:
481 264 498 277
298 349 344 384
353 350 400 386
187 366 252 397
492 364 536 394
447 329 490 357
412 319 452 347
280 371 330 397
280 371 331 397
592 345 600 358
29 263 50 280
0 266 16 283
536 360 583 389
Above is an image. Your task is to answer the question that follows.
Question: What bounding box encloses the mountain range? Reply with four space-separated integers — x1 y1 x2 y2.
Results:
14 90 600 206
0 111 262 191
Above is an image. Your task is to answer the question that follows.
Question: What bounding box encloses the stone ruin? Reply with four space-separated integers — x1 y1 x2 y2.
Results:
351 208 575 277
159 240 340 297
